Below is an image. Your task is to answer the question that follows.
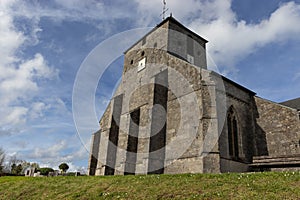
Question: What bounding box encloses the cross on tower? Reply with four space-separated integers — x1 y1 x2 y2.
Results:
160 0 169 20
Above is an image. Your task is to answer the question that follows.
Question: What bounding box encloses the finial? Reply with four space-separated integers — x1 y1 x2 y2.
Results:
160 0 169 20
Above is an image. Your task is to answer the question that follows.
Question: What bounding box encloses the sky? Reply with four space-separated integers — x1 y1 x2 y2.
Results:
0 0 300 172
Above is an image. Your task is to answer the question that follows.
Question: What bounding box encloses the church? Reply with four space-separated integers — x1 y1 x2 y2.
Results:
88 16 300 175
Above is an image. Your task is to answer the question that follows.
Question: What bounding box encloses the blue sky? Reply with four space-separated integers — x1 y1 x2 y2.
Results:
0 0 300 172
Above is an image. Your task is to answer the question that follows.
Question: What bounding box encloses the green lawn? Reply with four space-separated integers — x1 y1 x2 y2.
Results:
0 172 299 199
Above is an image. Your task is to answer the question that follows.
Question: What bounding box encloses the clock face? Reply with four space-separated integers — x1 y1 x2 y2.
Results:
138 57 146 72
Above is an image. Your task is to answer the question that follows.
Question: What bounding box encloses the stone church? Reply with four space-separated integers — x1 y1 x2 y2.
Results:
88 17 300 175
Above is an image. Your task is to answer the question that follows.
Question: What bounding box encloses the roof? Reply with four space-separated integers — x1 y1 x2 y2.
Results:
124 16 208 54
222 75 256 95
209 71 256 95
280 98 300 110
161 16 208 43
123 17 256 96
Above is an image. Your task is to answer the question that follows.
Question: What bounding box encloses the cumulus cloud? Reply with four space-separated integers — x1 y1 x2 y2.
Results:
0 53 58 130
0 1 58 134
29 102 49 119
5 0 300 72
1 0 299 172
190 1 300 69
10 0 132 24
28 142 88 172
133 0 300 73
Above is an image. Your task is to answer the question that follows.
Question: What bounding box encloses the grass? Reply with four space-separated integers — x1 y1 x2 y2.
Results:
0 172 299 199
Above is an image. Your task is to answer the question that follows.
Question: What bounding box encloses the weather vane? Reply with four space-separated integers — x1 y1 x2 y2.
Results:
160 0 169 20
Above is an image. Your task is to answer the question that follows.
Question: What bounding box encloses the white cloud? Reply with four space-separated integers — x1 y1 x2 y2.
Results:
4 0 300 70
0 1 58 133
10 0 132 24
189 1 300 68
32 141 66 159
1 54 57 100
1 0 299 173
0 1 24 67
0 53 58 129
3 107 28 125
29 102 48 119
293 72 300 81
29 142 88 172
133 0 300 71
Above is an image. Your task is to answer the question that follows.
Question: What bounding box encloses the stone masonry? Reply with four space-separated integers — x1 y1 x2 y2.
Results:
88 17 300 175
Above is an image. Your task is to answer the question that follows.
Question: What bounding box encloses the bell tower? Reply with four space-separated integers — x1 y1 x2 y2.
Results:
123 16 208 75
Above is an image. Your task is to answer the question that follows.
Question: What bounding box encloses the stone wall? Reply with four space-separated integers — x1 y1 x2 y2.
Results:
94 43 214 175
215 75 256 172
91 45 261 175
91 47 300 175
254 97 300 157
88 130 101 175
168 21 207 68
88 17 300 176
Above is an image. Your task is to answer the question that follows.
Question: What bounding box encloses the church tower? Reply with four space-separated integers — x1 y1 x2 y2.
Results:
88 16 265 175
89 15 300 175
123 16 208 73
88 16 221 175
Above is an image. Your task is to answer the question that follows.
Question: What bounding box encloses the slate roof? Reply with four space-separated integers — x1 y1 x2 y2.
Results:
124 16 208 54
280 98 300 110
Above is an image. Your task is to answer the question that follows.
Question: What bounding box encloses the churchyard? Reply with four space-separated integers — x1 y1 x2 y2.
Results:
0 172 299 199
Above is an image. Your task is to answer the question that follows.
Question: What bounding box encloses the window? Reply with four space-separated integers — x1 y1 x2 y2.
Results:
138 57 146 72
227 106 239 160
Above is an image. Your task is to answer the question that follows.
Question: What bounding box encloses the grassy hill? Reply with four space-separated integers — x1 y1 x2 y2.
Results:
0 172 299 199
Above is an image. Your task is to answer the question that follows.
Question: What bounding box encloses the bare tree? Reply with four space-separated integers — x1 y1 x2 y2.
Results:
9 155 17 166
9 155 23 166
0 147 5 173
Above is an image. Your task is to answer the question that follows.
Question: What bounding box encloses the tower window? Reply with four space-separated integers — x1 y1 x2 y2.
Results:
141 51 145 57
130 60 134 65
138 57 146 72
154 42 157 48
227 106 239 160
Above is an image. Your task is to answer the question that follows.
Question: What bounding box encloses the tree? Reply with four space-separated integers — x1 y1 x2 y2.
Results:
39 167 54 176
9 155 23 169
59 163 69 173
9 155 27 175
11 163 23 175
22 162 40 171
0 148 5 173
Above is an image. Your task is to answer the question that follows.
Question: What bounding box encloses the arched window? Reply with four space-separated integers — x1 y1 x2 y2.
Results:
227 107 239 160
